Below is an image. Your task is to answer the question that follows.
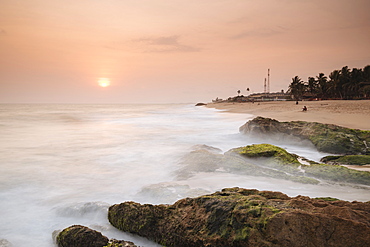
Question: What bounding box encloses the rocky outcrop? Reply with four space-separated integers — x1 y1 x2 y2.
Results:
239 117 370 155
174 144 370 186
230 144 370 186
56 225 137 247
109 187 370 247
174 144 320 184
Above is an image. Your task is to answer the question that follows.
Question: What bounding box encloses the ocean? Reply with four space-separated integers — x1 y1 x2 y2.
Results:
0 104 369 246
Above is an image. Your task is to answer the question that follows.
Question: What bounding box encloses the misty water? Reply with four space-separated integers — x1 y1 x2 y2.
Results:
0 104 369 246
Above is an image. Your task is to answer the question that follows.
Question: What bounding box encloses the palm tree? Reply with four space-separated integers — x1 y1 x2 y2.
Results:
287 76 306 101
360 65 370 98
346 68 363 98
237 90 241 96
316 73 328 99
328 70 341 99
339 66 351 99
307 77 317 95
363 65 370 82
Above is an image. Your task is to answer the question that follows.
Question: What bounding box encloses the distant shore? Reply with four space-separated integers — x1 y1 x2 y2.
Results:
206 100 370 131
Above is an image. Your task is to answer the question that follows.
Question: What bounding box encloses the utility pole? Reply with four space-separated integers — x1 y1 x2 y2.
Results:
264 78 267 94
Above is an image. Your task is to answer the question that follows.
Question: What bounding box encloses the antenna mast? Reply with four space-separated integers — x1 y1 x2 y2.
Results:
267 68 270 94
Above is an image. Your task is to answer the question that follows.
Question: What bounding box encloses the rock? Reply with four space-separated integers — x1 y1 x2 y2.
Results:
321 155 370 165
56 225 109 247
108 187 370 247
174 145 319 184
239 117 370 155
231 143 301 164
174 144 370 185
56 225 138 247
230 144 370 186
195 103 207 106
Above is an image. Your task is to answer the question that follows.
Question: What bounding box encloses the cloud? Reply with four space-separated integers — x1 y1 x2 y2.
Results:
134 35 201 53
231 27 287 39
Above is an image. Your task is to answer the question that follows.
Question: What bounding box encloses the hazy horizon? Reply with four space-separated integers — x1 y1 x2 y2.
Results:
1 0 369 104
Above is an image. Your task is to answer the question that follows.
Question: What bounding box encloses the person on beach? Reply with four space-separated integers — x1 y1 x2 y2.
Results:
302 106 307 111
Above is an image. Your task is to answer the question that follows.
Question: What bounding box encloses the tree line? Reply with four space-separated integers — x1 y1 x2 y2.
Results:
287 65 370 101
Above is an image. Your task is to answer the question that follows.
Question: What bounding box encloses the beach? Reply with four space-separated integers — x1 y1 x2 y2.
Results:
206 100 370 131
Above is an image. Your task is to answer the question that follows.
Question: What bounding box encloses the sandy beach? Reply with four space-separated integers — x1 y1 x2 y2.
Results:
206 100 370 131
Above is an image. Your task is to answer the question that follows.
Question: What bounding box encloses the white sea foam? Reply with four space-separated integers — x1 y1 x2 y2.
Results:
0 104 369 246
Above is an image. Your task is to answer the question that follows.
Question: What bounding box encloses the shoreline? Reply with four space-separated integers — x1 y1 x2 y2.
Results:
206 100 370 171
206 100 370 131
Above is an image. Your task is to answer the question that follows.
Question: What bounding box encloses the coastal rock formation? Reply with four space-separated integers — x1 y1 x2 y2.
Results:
174 144 370 186
239 116 370 155
230 144 370 186
56 225 137 247
174 144 319 184
108 187 370 247
321 154 370 166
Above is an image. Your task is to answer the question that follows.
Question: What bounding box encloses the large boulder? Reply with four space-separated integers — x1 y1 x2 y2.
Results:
239 117 370 155
108 187 370 247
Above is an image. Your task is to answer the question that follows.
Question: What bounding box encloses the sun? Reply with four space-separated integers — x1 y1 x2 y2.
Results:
98 78 111 87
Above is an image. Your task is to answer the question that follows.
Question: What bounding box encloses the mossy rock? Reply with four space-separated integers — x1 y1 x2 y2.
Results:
233 144 300 165
176 145 320 184
229 144 306 178
109 188 286 246
108 187 370 247
229 144 370 186
303 163 370 185
321 155 370 166
239 117 370 155
56 225 109 247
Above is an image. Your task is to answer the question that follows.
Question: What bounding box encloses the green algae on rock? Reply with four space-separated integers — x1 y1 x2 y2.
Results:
108 187 370 247
233 144 300 165
239 117 370 155
175 145 320 184
232 144 370 186
321 155 370 166
303 162 370 185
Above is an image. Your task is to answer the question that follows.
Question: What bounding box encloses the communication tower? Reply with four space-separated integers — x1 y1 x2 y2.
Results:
267 69 270 94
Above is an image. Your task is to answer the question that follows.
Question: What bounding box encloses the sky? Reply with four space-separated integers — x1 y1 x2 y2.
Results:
1 0 369 104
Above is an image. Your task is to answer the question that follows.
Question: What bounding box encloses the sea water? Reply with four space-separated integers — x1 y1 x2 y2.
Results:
0 104 369 246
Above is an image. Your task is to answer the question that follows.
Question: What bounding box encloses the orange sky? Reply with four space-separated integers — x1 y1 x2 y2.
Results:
1 0 369 103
